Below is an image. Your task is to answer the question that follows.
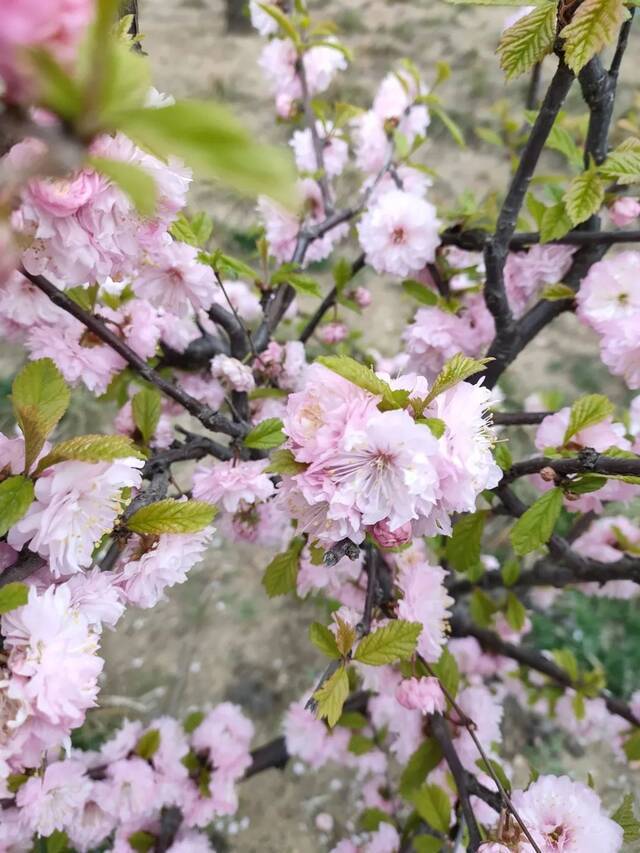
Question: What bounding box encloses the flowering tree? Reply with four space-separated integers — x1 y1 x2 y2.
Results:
2 0 640 850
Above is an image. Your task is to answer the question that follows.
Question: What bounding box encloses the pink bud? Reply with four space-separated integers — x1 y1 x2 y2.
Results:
609 197 640 228
318 321 348 344
395 676 445 714
353 286 372 308
371 518 412 549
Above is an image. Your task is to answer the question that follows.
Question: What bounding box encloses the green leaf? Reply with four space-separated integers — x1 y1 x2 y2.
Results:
6 772 29 794
265 448 307 475
445 511 486 572
431 647 460 699
564 165 605 225
403 279 439 306
423 353 492 406
0 476 34 537
313 666 349 727
353 620 422 665
12 358 70 472
262 536 305 597
475 757 512 793
183 711 205 733
135 728 161 759
623 730 640 761
420 417 446 438
510 488 563 555
258 2 301 44
244 418 286 450
128 831 156 853
89 157 157 216
317 355 398 410
572 691 586 720
498 2 557 80
309 622 341 659
27 49 83 119
539 202 573 242
564 394 614 443
333 257 354 290
413 838 444 853
612 794 640 842
552 647 579 681
202 250 258 282
501 557 521 587
359 808 395 832
560 0 628 73
470 588 498 627
170 212 213 247
430 104 465 147
132 388 162 445
541 282 576 301
400 739 444 797
348 733 375 755
115 100 295 205
127 499 216 534
600 139 640 185
505 591 527 631
35 434 143 473
45 831 70 853
337 710 368 729
411 784 451 835
0 582 29 615
545 124 584 168
285 273 322 299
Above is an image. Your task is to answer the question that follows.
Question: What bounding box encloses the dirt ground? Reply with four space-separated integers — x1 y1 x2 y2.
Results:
3 0 640 850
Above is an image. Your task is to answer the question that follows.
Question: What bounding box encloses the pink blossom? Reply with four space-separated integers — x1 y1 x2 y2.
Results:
115 527 214 609
16 759 91 837
504 245 574 317
357 189 441 278
25 170 104 218
210 353 256 392
453 685 503 773
318 321 348 344
103 757 157 823
99 719 144 764
290 123 349 178
193 459 275 511
256 340 307 390
572 516 640 598
370 519 413 549
102 299 165 360
191 702 254 778
168 830 214 853
249 0 279 35
135 241 215 316
352 111 389 173
395 677 445 714
397 562 453 662
178 371 226 411
218 498 292 549
599 316 640 389
2 584 103 729
353 287 372 308
510 775 623 852
609 196 640 227
8 457 144 576
576 251 640 332
211 279 262 323
0 270 64 332
297 547 362 599
115 400 175 450
67 782 116 852
283 701 350 768
535 406 629 453
65 568 126 631
257 194 299 263
366 823 401 853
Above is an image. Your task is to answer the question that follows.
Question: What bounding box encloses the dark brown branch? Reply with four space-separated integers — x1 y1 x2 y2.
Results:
449 615 639 726
431 714 482 852
492 411 552 426
299 253 366 344
142 436 233 477
323 538 360 566
0 553 43 589
441 227 640 252
22 269 244 439
483 59 574 351
501 450 640 483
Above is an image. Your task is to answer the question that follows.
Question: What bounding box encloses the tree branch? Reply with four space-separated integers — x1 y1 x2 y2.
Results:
501 450 640 483
22 269 244 439
492 411 552 426
299 253 365 343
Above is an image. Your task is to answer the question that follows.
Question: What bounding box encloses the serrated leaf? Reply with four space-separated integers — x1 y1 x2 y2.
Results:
353 620 422 665
135 728 160 759
612 794 640 842
564 166 605 225
510 488 563 555
505 591 527 631
244 418 285 450
170 212 214 247
317 355 398 410
445 511 486 572
403 279 439 306
539 202 574 242
265 449 307 475
0 476 34 537
12 358 70 472
35 434 143 473
262 536 304 597
400 739 444 797
542 282 576 301
545 124 584 168
313 665 349 727
494 442 513 471
335 616 357 656
501 558 521 587
202 250 258 282
560 0 628 74
132 388 162 445
278 272 322 298
431 647 460 699
411 784 451 835
90 156 157 217
600 139 640 185
564 394 614 443
424 353 492 406
309 622 341 659
127 499 216 534
498 2 557 80
552 647 579 681
0 582 29 615
115 100 296 205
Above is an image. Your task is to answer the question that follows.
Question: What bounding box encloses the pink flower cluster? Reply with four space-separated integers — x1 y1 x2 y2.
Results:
279 364 500 546
2 704 253 851
577 251 640 388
